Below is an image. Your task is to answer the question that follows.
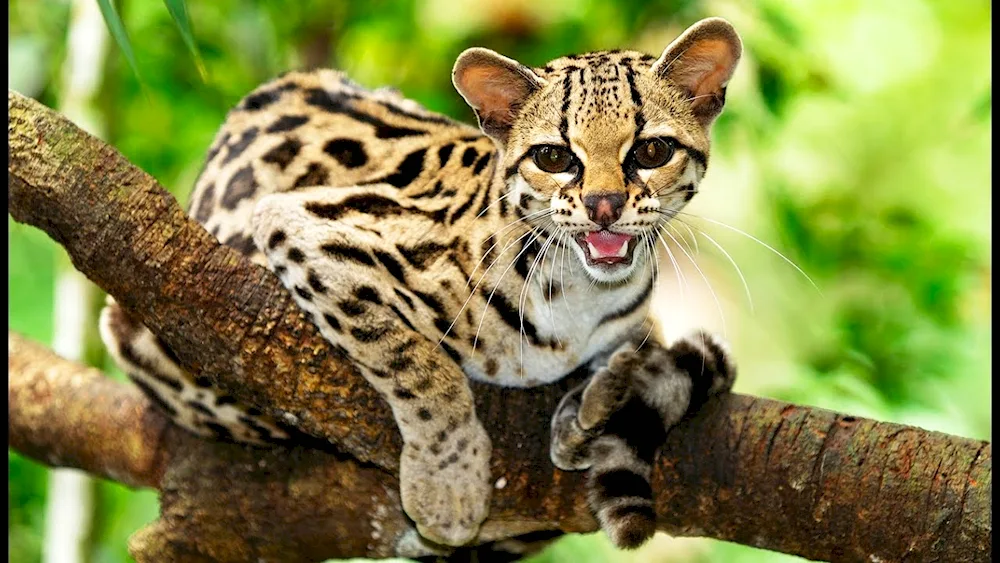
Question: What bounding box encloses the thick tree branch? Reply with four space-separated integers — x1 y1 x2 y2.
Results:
9 333 412 561
8 90 992 562
8 333 169 490
8 90 401 469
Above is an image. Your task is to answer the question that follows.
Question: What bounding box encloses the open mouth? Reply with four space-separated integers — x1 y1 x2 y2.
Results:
575 231 636 268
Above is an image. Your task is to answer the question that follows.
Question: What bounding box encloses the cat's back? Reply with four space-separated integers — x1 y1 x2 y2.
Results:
187 68 486 257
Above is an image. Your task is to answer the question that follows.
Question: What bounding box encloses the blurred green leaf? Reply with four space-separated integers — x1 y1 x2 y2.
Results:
96 0 142 82
163 0 209 81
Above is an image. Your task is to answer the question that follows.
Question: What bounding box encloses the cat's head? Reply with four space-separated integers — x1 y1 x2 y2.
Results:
453 18 741 284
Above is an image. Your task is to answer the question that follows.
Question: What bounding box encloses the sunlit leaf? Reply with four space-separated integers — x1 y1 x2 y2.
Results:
163 0 209 81
96 0 142 82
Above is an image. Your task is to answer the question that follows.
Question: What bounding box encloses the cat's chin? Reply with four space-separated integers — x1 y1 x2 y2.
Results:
582 261 643 284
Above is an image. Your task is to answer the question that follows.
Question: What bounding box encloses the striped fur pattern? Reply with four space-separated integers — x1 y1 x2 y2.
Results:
98 17 742 549
551 329 737 549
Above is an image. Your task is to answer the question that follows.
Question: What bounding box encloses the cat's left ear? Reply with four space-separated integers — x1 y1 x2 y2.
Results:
651 17 742 126
453 48 547 142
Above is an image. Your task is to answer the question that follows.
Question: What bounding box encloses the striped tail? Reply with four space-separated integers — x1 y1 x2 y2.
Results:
586 397 666 549
584 330 737 549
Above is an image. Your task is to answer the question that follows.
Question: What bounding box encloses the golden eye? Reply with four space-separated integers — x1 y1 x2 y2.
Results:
633 138 675 168
532 145 574 173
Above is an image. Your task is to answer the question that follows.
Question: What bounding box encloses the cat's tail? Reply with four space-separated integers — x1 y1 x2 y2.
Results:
585 330 737 549
584 396 663 549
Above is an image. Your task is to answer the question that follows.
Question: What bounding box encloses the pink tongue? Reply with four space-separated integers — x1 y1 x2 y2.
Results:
584 231 633 258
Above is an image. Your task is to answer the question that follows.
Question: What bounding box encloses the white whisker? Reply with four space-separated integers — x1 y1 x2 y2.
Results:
475 190 515 219
681 221 754 314
464 208 554 289
518 230 558 376
472 227 546 358
559 230 573 320
634 234 658 352
666 222 696 256
679 221 700 254
659 224 727 337
654 228 687 304
545 232 564 333
437 222 542 348
678 211 821 293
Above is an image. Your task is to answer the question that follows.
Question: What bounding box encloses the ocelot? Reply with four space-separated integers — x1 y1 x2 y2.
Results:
101 16 742 552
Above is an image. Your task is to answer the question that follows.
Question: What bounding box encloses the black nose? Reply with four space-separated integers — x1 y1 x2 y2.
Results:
583 193 626 227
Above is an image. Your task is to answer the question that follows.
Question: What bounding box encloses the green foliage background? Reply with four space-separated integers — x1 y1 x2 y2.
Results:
8 0 990 561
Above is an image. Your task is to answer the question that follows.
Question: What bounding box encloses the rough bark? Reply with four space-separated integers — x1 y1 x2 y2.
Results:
9 88 404 470
9 333 991 562
7 90 992 562
9 333 410 561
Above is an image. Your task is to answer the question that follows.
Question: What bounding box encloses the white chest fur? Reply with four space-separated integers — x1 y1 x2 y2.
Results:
463 268 652 387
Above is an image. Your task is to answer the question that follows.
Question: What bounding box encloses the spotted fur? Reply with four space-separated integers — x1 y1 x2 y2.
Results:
99 17 742 550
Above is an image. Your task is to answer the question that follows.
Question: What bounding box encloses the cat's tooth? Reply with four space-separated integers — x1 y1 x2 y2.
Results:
615 241 629 257
587 241 600 256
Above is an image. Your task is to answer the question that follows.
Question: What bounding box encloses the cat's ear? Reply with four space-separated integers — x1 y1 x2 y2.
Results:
651 17 742 125
453 48 546 141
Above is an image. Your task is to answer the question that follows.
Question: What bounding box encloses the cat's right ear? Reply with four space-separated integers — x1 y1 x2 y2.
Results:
453 48 546 142
651 17 742 127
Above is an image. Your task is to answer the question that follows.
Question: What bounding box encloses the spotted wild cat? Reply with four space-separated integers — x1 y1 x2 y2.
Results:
100 17 742 551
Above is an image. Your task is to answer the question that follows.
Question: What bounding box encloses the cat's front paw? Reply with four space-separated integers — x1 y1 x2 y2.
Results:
550 385 600 470
400 423 492 546
550 355 633 471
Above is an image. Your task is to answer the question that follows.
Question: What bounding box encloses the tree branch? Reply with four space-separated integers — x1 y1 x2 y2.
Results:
9 333 412 561
8 90 991 562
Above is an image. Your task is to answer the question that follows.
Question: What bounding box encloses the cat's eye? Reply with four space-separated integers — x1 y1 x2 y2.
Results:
632 138 675 168
532 145 575 174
